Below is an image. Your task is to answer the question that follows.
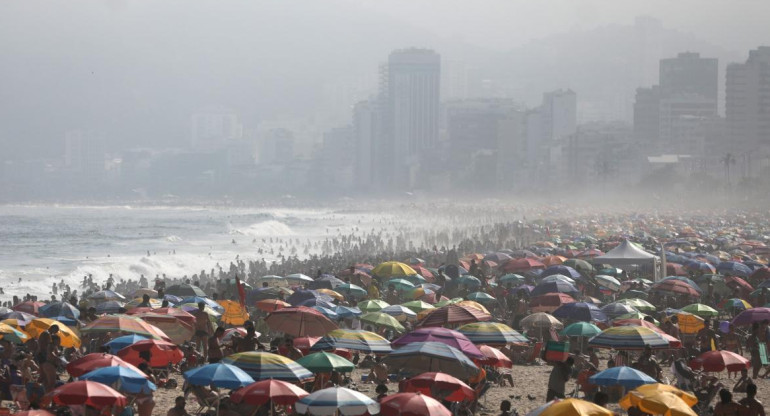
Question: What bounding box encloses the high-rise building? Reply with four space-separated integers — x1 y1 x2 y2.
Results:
726 47 770 151
541 89 577 142
633 86 660 143
352 100 383 189
385 48 441 189
190 107 243 152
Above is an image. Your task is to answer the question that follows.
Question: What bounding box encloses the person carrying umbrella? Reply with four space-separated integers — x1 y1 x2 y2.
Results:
546 356 574 402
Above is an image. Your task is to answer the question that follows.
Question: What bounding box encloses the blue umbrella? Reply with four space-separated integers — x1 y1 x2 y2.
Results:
40 301 81 320
47 316 79 326
457 275 481 288
1 311 36 326
163 294 183 304
717 261 753 278
287 289 333 306
334 306 362 318
298 298 336 309
541 265 582 280
531 280 579 297
184 363 255 389
552 302 608 323
95 300 126 315
179 297 224 313
589 366 657 388
80 366 157 394
313 306 340 320
104 334 148 354
308 275 345 290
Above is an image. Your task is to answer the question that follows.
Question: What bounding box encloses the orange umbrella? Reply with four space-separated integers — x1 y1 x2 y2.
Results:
117 339 183 368
257 299 291 312
403 372 475 402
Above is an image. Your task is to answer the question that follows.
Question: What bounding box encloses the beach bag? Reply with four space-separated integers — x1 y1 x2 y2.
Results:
544 340 570 362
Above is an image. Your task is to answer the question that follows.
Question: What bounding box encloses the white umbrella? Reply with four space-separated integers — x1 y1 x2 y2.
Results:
539 274 575 285
381 305 418 322
295 387 379 416
594 275 621 291
286 273 314 283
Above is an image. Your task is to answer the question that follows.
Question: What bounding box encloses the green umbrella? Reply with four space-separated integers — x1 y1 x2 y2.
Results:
598 268 624 277
560 321 602 337
386 278 416 292
359 312 405 332
295 351 355 373
563 259 594 275
401 300 435 313
466 292 496 304
681 303 719 318
594 275 621 291
402 274 427 285
358 300 390 313
335 283 368 298
498 274 525 285
434 298 463 307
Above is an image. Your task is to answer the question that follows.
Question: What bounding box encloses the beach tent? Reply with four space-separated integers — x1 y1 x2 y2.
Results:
593 240 661 281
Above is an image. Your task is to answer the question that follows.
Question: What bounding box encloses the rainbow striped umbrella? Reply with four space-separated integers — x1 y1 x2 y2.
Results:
588 326 670 350
222 352 313 382
310 329 392 354
81 314 167 340
457 322 528 346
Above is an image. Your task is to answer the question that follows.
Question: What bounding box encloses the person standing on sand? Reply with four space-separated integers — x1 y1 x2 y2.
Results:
546 357 574 402
207 327 225 364
192 302 213 357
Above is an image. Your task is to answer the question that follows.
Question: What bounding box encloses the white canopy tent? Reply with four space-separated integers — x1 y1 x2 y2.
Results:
593 239 661 281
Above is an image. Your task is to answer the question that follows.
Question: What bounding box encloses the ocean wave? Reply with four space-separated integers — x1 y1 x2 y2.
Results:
229 220 295 237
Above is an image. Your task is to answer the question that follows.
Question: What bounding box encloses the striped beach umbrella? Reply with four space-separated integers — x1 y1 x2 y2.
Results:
81 314 167 340
392 327 483 359
457 322 528 346
383 342 480 380
296 387 379 416
223 352 313 382
310 329 392 354
265 306 339 337
588 326 670 350
380 305 417 322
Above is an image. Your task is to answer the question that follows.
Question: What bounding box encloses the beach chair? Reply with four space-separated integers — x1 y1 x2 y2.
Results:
189 386 226 415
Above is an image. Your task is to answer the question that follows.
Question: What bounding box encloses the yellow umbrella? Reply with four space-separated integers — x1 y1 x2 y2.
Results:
620 391 697 416
25 318 81 348
0 323 31 344
371 261 417 279
316 289 344 301
456 300 490 314
538 398 613 416
676 312 705 335
619 383 697 408
217 300 250 326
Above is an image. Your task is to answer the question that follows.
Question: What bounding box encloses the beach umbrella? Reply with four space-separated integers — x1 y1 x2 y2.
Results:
542 255 568 267
223 352 313 382
689 350 750 373
333 305 362 318
588 326 670 350
165 283 206 297
383 342 480 380
651 280 700 297
403 372 475 401
1 311 36 326
457 322 528 346
561 322 602 338
285 273 314 284
360 312 406 332
296 387 379 416
12 411 55 416
66 353 145 378
256 299 291 312
614 312 660 326
681 303 718 318
401 300 435 313
117 339 183 367
372 261 418 279
455 275 481 289
104 334 148 354
335 283 368 298
619 391 697 416
521 312 564 330
249 286 294 302
218 300 250 326
380 305 417 322
358 299 391 313
135 313 194 345
615 298 656 313
553 302 608 323
11 301 45 315
315 288 345 301
594 275 621 291
476 345 512 368
311 329 391 353
540 274 575 285
386 278 417 292
80 366 156 394
131 288 158 298
601 302 639 319
455 300 490 314
286 289 333 307
313 306 339 320
230 379 309 406
717 261 752 277
25 318 81 348
684 260 716 274
380 392 450 416
81 314 167 340
531 280 579 297
676 312 705 334
589 366 657 389
295 351 355 373
530 398 612 416
731 307 770 326
39 301 80 321
125 297 163 310
180 297 225 313
392 327 483 359
466 291 497 304
541 265 582 280
44 380 127 408
725 275 754 294
265 306 339 337
88 290 127 302
222 327 248 344
434 298 463 307
419 304 491 327
183 363 255 389
720 298 752 312
563 259 594 275
95 300 126 315
620 383 698 407
298 298 337 309
502 258 545 273
0 322 30 344
131 307 196 327
498 274 526 285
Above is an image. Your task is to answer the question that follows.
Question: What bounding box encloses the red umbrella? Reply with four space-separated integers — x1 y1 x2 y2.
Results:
230 379 309 405
12 411 56 416
294 336 321 355
44 380 127 408
476 345 512 368
418 304 491 328
403 372 475 402
690 350 750 372
501 258 545 273
651 280 700 297
264 306 339 337
256 299 291 313
380 392 451 416
66 353 146 378
749 267 770 283
411 265 435 283
725 276 753 294
12 301 45 316
530 293 576 313
117 339 183 367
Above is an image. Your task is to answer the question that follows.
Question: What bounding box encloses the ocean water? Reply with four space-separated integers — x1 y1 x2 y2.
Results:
0 204 392 302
